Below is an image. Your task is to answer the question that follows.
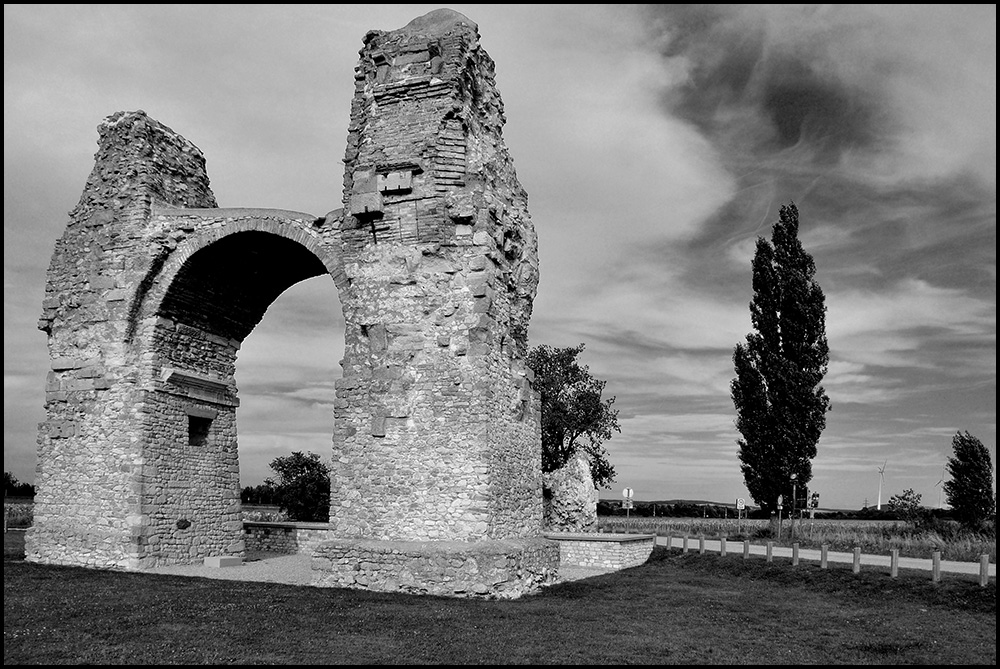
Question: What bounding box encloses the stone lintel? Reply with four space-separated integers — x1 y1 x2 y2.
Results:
161 367 227 393
159 367 237 407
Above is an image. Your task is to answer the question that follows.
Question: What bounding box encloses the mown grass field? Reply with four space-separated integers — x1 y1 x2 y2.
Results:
4 530 994 665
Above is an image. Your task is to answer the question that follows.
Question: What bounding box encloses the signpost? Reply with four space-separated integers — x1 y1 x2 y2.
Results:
622 487 634 517
789 474 798 540
809 491 819 538
777 494 784 540
736 497 745 534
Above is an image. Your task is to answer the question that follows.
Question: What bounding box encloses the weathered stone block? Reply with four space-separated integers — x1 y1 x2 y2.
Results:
349 192 384 217
204 555 242 568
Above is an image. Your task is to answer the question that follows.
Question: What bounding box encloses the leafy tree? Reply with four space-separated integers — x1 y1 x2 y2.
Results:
4 472 35 498
731 203 830 514
887 488 926 527
527 343 620 488
943 431 995 529
265 451 331 522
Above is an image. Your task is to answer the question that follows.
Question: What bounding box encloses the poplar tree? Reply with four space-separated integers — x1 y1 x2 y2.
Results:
731 203 830 514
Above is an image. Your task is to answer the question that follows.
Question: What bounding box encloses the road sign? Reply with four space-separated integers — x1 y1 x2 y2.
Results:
622 487 634 499
622 499 634 510
736 498 745 511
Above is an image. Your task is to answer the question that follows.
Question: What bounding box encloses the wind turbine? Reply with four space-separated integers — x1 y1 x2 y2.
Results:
876 460 887 510
935 467 946 509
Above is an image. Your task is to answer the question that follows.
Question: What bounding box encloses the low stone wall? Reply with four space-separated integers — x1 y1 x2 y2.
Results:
544 532 656 570
312 537 560 599
243 521 333 555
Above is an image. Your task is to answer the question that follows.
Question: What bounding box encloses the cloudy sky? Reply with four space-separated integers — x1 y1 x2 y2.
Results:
5 5 995 510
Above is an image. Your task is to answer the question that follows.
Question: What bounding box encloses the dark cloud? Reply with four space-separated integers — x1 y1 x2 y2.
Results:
626 142 995 309
655 5 766 122
648 4 892 164
759 55 886 159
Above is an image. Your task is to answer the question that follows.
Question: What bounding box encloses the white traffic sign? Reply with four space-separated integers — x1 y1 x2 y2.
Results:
622 487 634 499
736 498 745 510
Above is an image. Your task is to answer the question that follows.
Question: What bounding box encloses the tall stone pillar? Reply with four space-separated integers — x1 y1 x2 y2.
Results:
329 9 541 541
27 112 222 569
313 9 556 596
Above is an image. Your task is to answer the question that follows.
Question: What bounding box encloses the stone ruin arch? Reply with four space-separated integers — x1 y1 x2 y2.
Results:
27 9 559 597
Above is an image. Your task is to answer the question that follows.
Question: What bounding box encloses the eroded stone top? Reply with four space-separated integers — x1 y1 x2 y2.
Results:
399 8 477 35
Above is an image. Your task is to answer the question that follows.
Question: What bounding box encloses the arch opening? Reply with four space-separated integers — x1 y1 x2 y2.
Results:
235 274 344 516
158 230 329 342
135 229 341 565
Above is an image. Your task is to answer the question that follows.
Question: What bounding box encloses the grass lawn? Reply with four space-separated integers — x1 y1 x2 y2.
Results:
4 530 995 664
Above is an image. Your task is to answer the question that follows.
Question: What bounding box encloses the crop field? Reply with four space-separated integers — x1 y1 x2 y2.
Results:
3 502 32 530
598 516 997 563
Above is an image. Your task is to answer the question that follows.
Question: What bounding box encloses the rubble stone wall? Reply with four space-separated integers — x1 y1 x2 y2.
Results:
329 8 541 543
545 533 657 570
243 522 334 556
27 111 224 569
312 536 559 599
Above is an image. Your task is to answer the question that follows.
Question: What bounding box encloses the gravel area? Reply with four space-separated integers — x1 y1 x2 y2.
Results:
148 551 315 586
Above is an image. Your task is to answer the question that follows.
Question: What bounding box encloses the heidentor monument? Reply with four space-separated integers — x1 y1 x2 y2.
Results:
28 8 652 598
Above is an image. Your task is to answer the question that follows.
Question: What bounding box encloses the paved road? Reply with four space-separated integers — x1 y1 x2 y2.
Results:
657 535 996 579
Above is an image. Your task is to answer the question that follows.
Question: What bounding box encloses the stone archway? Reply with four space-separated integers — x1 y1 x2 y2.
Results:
29 9 557 596
125 213 342 567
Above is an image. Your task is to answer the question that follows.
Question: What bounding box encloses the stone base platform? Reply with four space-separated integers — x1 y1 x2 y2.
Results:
311 536 560 599
543 532 656 571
